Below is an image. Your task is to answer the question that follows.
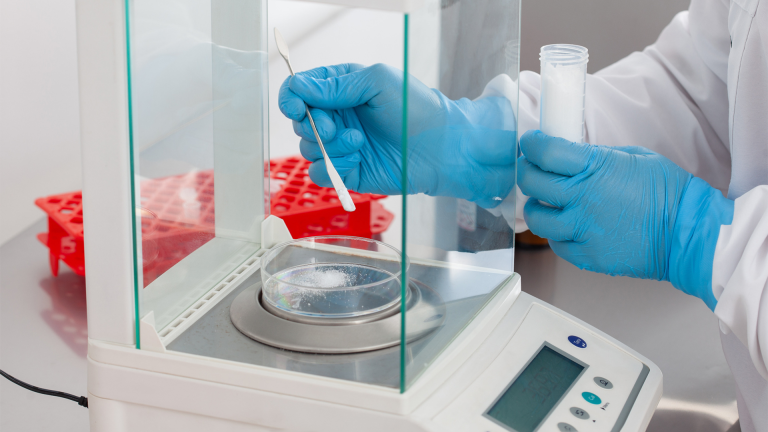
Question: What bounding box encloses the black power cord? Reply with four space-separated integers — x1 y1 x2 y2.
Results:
0 369 88 408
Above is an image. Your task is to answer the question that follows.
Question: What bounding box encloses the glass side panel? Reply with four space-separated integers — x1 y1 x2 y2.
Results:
401 0 521 392
125 1 412 391
127 0 269 332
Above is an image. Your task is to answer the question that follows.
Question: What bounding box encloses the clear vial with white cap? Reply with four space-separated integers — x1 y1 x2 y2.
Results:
539 44 589 143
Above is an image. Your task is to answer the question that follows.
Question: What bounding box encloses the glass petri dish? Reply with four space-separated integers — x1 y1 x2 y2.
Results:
261 236 408 319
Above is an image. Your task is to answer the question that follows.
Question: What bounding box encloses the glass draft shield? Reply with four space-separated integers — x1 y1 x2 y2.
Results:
126 0 269 331
126 0 520 395
402 0 520 391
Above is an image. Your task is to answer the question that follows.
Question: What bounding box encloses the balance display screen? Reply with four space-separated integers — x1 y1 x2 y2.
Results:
485 345 585 432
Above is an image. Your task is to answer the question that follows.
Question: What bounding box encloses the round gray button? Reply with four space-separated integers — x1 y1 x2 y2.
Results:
594 377 614 389
570 407 590 420
558 423 578 432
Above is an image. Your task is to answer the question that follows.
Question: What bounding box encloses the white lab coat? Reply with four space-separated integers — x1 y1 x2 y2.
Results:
495 0 768 428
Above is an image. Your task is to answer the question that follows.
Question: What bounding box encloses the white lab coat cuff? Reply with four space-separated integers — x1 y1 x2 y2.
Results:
485 186 529 233
712 185 768 379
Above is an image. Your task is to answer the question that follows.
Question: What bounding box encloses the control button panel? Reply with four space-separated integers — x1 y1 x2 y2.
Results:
434 303 646 432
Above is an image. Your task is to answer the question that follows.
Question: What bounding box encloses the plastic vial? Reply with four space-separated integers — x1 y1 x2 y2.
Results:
539 44 589 143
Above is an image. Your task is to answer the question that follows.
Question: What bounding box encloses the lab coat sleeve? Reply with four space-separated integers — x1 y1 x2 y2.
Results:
486 0 733 233
713 186 768 379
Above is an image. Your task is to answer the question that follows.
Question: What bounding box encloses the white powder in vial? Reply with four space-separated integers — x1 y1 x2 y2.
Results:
540 61 586 143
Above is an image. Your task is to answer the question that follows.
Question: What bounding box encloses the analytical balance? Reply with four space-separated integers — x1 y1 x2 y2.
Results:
75 0 662 430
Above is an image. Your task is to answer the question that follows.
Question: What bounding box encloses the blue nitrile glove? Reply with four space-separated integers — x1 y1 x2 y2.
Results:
517 130 734 310
278 63 517 208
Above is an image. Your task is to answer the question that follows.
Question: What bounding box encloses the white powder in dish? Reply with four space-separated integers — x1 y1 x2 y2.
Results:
287 268 352 288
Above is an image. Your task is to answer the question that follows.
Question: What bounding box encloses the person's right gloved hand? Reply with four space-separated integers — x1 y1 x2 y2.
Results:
278 63 517 208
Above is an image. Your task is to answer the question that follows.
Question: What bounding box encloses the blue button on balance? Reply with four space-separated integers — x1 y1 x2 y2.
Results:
568 335 587 348
582 392 601 405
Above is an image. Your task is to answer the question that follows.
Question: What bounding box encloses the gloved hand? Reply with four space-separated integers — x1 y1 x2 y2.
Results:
278 63 517 208
518 130 734 310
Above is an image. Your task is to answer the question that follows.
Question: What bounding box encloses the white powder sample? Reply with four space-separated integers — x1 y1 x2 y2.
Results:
288 269 351 288
263 263 404 317
540 61 586 143
325 156 356 212
338 190 356 212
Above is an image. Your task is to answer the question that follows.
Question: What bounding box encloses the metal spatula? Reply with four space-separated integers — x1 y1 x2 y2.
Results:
274 28 355 212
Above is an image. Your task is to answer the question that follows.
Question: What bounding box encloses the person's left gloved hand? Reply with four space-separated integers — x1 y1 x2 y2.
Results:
518 130 734 310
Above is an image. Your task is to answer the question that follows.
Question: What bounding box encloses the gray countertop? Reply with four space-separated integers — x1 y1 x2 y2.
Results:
0 219 89 431
0 219 739 431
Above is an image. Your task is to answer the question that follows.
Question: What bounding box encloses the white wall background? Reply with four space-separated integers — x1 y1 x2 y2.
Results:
0 0 82 245
0 0 690 245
